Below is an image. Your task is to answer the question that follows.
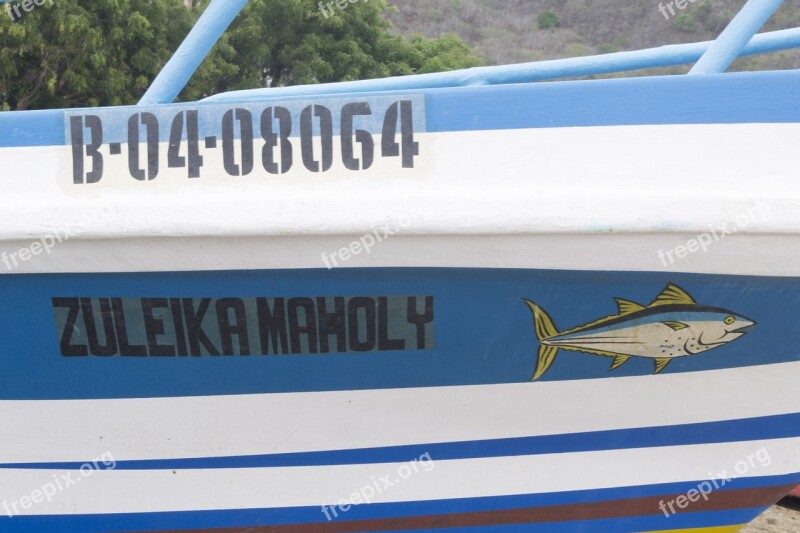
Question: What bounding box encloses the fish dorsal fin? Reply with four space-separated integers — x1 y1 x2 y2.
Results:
614 298 645 315
610 355 631 370
649 284 696 307
662 321 689 331
654 358 671 374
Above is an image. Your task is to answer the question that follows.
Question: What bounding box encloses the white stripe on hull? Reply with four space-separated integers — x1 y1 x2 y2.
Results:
1 233 800 276
1 438 798 516
1 123 800 275
2 362 799 463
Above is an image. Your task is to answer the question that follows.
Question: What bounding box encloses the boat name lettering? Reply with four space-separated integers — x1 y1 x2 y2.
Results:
52 295 434 357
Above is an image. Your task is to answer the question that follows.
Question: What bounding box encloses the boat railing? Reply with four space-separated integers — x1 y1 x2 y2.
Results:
5 0 793 106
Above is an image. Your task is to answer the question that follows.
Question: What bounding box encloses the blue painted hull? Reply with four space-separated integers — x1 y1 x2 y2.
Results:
2 68 800 531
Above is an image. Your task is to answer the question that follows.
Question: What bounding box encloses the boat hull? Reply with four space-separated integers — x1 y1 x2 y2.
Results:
2 70 800 531
0 266 799 531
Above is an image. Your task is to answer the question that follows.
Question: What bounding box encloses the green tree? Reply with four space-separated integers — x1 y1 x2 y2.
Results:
537 11 561 30
0 0 232 110
0 0 482 111
673 13 696 33
213 0 481 91
403 33 482 74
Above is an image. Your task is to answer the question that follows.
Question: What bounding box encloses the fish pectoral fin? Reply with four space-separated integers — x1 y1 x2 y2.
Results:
614 298 645 315
662 321 690 331
654 358 671 374
609 355 631 370
649 283 697 307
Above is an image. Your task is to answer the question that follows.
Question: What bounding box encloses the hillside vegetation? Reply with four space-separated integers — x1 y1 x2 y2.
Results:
387 0 800 75
3 0 799 110
0 0 481 110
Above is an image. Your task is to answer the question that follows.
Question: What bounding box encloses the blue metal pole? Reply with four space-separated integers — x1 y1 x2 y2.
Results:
138 0 251 106
204 27 800 103
690 0 783 74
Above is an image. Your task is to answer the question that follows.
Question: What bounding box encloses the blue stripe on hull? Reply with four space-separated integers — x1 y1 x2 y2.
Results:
0 473 793 533
3 71 800 148
0 511 761 533
3 412 798 470
1 267 799 399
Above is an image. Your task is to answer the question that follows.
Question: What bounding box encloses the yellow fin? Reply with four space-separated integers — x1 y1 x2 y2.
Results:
614 298 645 315
524 300 559 340
610 355 631 370
524 300 561 380
532 345 559 381
650 283 696 307
662 321 689 331
654 358 671 374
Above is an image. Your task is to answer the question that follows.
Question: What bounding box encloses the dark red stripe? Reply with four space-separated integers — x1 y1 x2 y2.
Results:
144 483 795 532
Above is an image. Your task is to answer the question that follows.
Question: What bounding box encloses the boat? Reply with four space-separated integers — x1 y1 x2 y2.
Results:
1 0 800 531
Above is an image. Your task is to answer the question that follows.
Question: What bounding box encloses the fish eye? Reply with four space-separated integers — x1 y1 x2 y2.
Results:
724 316 735 325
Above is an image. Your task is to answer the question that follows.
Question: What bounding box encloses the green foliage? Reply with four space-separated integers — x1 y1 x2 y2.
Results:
0 0 213 110
404 33 482 73
537 11 561 30
226 0 411 89
562 42 591 57
696 0 712 18
219 0 480 90
0 0 482 110
597 43 617 54
7 0 800 110
673 13 695 33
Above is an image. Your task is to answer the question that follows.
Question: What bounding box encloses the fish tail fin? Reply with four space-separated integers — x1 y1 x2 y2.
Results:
532 344 560 381
523 300 560 380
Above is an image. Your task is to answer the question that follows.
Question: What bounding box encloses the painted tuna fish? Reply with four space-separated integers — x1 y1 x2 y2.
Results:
524 284 755 380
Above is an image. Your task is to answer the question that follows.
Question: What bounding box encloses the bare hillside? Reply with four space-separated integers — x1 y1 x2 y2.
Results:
387 0 800 74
